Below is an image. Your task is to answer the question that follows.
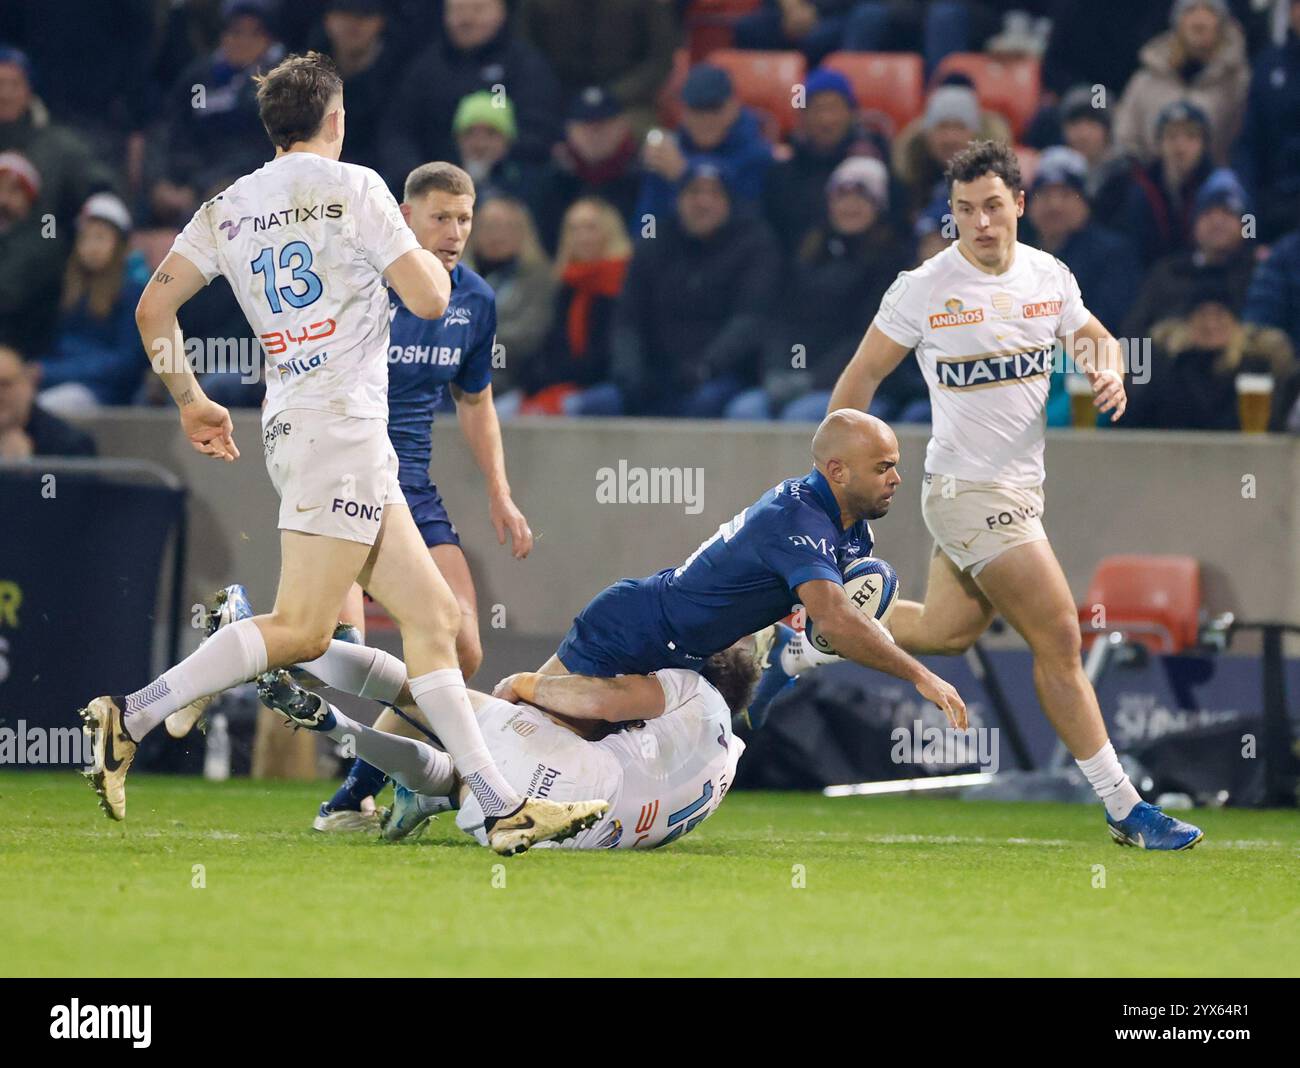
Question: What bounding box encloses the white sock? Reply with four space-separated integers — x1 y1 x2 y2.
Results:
781 630 842 675
1076 741 1142 820
407 668 521 818
123 618 268 741
324 708 457 796
297 640 406 702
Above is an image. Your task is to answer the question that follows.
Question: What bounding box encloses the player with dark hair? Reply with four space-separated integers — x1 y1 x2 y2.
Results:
826 139 1202 850
81 52 605 854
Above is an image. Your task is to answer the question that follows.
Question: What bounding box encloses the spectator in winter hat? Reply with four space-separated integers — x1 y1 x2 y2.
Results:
635 63 773 225
1123 167 1257 338
1114 0 1249 164
1123 98 1216 264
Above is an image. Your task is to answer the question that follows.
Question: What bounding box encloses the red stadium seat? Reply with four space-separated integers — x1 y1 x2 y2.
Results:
684 0 761 60
822 52 924 137
1077 555 1202 655
931 53 1042 139
706 49 807 137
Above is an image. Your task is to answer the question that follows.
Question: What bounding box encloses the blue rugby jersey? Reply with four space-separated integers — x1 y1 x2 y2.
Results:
386 263 496 489
648 469 875 655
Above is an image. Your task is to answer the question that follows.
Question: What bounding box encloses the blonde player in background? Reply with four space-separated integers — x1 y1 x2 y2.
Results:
80 52 606 855
820 140 1201 850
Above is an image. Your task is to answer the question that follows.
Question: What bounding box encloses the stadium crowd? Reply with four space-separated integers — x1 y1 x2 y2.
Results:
2 0 1300 455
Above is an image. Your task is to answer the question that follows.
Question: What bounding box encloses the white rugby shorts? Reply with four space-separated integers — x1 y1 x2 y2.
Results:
921 474 1047 576
263 409 405 545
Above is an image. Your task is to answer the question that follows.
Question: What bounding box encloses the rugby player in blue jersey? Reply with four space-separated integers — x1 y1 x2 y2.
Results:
495 410 967 727
316 161 534 832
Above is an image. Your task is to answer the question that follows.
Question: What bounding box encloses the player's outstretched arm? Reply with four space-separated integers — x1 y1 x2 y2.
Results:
492 672 666 722
136 252 239 462
385 247 451 320
797 579 967 728
827 324 911 414
452 383 534 558
1062 315 1127 422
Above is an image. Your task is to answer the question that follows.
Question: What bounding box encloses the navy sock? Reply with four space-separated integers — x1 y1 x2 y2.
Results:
324 759 388 813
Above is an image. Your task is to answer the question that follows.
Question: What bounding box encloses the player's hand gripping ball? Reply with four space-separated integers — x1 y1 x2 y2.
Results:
806 557 899 655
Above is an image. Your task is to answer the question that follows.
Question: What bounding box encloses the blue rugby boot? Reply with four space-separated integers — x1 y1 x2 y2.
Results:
742 623 798 730
380 783 451 842
1107 801 1204 850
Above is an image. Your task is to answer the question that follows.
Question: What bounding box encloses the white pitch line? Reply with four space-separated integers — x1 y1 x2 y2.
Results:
824 773 996 797
860 833 1072 847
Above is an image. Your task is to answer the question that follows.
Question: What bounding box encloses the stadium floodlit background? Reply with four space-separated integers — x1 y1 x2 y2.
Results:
0 0 1298 980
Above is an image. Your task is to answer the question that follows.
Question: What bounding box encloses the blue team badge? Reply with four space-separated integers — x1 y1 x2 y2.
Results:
443 305 472 326
596 819 623 848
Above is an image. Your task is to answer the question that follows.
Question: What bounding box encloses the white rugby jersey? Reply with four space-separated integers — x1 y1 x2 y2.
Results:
872 241 1091 486
170 152 419 425
455 670 743 850
590 668 744 850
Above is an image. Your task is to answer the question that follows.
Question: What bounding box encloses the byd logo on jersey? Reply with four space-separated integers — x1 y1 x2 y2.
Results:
261 318 336 356
331 498 382 522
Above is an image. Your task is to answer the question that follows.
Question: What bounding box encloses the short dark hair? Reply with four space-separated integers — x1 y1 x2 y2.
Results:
700 645 760 717
403 161 476 203
945 139 1022 195
254 52 342 151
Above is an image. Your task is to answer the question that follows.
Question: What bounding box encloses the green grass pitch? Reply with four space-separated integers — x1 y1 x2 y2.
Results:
1 772 1296 977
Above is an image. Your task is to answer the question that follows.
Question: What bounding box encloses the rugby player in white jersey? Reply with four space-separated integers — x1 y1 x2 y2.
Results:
79 52 606 854
258 641 758 850
823 140 1201 850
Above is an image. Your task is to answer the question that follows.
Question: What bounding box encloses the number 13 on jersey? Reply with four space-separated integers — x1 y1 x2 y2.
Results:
251 240 323 314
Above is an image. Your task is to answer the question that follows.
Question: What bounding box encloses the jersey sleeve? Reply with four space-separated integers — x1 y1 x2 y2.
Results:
169 200 221 283
654 668 706 715
453 292 496 394
356 170 420 275
871 267 927 349
1056 258 1091 335
755 503 844 591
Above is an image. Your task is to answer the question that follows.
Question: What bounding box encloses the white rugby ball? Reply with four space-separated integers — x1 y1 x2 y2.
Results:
807 557 900 655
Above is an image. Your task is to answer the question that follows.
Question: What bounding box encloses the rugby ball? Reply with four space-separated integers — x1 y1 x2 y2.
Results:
806 557 899 655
